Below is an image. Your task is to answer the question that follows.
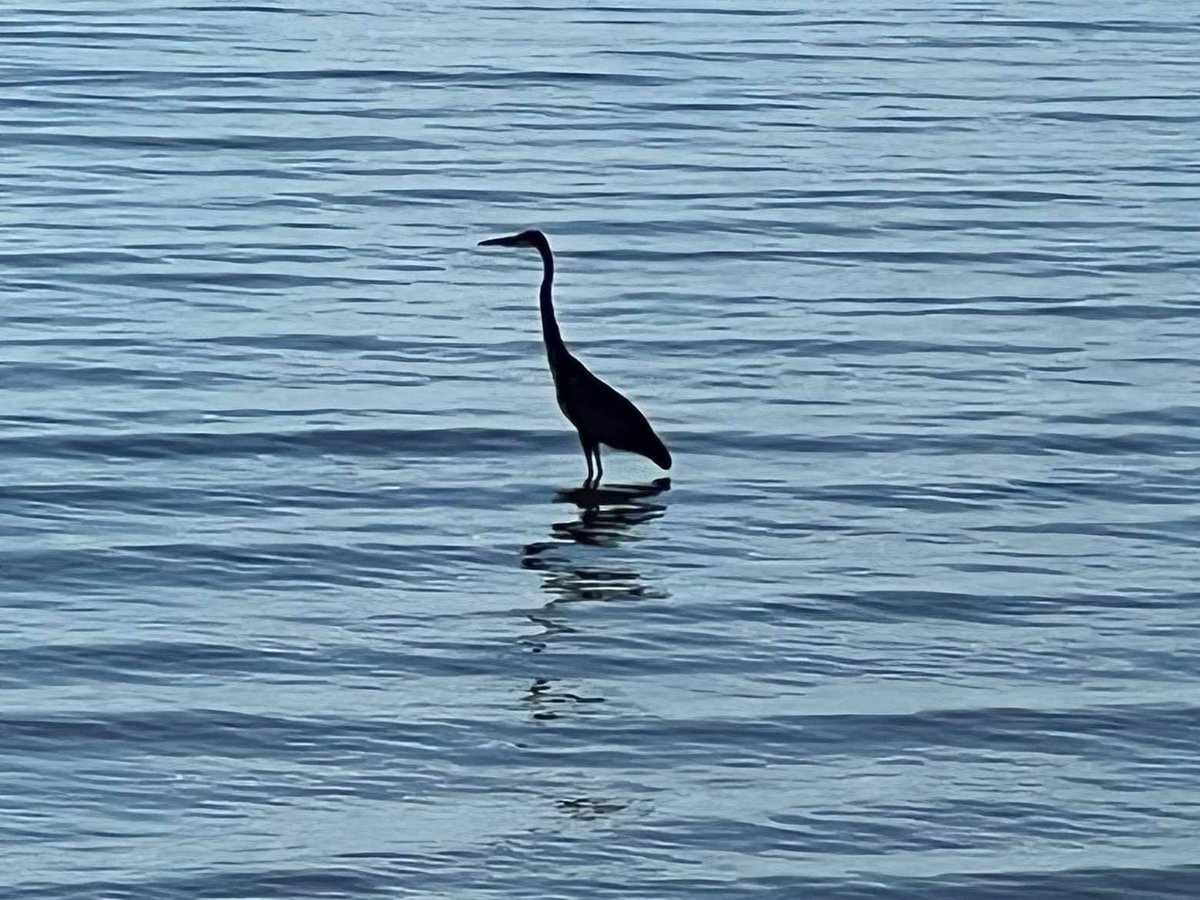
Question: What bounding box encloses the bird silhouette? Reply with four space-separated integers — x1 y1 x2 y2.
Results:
478 229 672 487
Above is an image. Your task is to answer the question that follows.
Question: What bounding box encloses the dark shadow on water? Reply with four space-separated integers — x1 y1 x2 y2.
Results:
517 475 670 658
554 796 630 819
524 476 671 555
557 476 672 510
519 476 670 648
521 477 669 606
515 477 670 816
522 676 605 721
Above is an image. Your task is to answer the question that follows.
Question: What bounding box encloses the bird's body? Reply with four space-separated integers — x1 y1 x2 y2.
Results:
479 229 672 487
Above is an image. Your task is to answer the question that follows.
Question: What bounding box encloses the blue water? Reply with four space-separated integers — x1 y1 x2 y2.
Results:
2 2 1199 897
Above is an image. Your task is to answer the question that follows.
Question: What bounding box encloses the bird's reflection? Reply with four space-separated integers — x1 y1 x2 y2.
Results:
523 477 671 559
554 796 629 820
518 476 670 694
517 478 670 819
522 477 670 607
522 676 605 721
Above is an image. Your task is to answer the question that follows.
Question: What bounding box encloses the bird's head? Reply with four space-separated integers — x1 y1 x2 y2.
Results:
478 229 547 250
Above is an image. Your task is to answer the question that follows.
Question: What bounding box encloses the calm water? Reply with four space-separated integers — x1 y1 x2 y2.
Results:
2 2 1199 897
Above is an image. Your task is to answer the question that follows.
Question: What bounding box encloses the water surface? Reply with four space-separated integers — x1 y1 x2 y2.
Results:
1 1 1198 897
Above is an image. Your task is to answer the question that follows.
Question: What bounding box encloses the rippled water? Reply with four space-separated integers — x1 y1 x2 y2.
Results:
2 2 1199 897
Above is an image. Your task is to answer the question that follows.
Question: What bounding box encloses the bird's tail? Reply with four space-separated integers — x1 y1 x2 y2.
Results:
645 432 672 470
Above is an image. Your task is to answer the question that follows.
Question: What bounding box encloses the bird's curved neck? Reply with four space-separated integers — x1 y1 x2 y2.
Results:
535 238 566 359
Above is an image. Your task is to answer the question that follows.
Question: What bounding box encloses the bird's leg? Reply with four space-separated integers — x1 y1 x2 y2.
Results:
580 435 595 487
593 445 603 487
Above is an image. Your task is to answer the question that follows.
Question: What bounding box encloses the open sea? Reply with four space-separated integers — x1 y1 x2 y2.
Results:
1 1 1198 897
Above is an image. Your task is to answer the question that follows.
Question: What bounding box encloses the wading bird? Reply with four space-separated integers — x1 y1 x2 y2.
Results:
478 229 672 487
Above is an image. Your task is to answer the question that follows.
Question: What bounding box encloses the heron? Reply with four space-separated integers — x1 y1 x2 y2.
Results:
478 229 672 488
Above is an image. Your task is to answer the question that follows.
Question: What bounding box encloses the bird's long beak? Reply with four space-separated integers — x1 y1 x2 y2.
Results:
478 234 522 247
